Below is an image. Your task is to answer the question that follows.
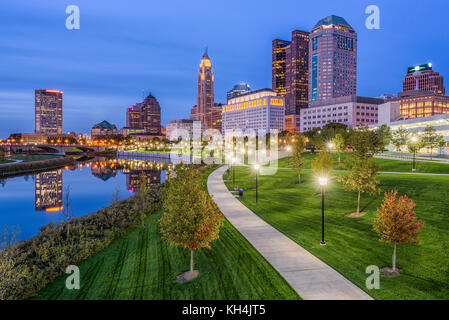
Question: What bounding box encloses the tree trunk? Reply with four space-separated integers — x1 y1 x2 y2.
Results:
392 242 397 270
67 219 70 238
338 152 341 163
357 190 361 214
298 172 301 184
190 248 194 274
430 148 433 160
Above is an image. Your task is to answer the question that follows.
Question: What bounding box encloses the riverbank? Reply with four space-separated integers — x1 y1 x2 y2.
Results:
0 156 75 177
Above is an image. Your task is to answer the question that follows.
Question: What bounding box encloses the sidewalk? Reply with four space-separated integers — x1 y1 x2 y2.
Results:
207 165 373 300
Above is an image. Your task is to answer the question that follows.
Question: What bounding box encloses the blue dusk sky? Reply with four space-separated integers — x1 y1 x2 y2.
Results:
1 0 448 138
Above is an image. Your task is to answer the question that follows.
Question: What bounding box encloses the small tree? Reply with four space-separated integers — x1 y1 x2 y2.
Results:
109 185 121 229
348 126 386 160
290 135 306 183
333 133 345 163
391 127 409 152
134 173 149 227
338 157 381 216
311 150 333 179
160 165 224 281
373 190 424 275
63 185 72 238
420 125 444 160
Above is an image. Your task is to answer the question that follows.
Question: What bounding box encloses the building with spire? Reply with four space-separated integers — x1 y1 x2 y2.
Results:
190 49 222 131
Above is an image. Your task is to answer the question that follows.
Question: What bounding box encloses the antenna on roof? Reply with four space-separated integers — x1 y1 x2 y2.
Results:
142 89 145 99
204 45 208 54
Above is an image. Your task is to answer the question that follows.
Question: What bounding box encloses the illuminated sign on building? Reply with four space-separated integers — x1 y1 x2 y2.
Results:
407 63 433 74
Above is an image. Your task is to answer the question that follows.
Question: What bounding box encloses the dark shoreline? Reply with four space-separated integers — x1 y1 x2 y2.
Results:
0 156 76 178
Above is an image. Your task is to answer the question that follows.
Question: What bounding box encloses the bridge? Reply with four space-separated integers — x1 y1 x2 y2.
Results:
9 144 110 154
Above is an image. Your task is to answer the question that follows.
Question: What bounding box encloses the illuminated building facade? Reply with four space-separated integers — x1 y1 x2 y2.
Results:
272 30 309 116
222 89 285 136
403 63 445 95
126 93 162 135
309 15 357 103
285 114 301 133
190 50 222 131
398 91 449 119
126 169 161 192
300 96 383 132
35 169 63 212
166 119 206 140
35 89 63 134
91 120 118 138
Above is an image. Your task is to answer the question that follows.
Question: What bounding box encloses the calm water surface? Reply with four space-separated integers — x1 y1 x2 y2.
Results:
0 158 169 240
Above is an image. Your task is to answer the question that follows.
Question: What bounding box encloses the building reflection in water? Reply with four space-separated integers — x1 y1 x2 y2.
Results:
35 169 63 212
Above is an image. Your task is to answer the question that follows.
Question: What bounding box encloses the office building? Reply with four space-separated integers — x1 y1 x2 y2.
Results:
166 119 206 140
222 89 285 136
126 93 162 135
35 89 63 134
272 30 309 116
300 96 383 132
309 15 357 103
190 50 222 131
35 169 63 212
91 120 118 138
397 91 449 119
227 83 252 102
403 63 445 95
285 114 301 133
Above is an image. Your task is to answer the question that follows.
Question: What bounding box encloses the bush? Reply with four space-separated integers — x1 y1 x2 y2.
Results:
0 185 162 300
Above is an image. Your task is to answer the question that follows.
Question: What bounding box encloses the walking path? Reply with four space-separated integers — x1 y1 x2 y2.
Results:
207 165 373 300
275 167 449 176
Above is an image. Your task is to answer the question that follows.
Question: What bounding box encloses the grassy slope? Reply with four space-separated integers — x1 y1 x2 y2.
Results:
11 154 60 162
36 168 299 300
277 152 449 174
226 166 449 300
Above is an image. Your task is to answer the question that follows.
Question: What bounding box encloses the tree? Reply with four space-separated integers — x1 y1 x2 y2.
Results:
304 128 323 153
134 173 149 227
420 126 444 160
373 190 424 275
391 127 409 152
333 133 345 163
338 157 381 216
347 126 386 160
109 185 121 229
311 150 333 179
321 123 348 143
290 135 306 183
160 165 224 281
0 147 5 161
63 185 72 238
376 124 392 152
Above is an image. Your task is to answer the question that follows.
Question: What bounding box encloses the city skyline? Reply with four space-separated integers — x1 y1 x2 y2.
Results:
1 0 449 138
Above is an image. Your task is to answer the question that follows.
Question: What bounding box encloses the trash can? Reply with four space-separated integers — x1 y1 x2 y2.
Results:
239 189 244 197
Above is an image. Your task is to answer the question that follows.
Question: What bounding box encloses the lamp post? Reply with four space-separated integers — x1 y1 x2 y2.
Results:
327 142 334 152
319 177 328 246
254 164 260 204
411 136 418 172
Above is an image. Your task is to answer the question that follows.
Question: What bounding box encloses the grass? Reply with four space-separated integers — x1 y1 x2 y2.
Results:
35 168 299 300
0 159 15 164
277 152 449 174
225 165 449 300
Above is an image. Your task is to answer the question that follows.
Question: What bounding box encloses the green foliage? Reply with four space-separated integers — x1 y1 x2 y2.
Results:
347 126 386 159
391 126 409 151
304 128 323 153
160 165 224 253
0 186 162 300
289 135 306 183
311 150 333 179
333 133 346 162
420 125 444 159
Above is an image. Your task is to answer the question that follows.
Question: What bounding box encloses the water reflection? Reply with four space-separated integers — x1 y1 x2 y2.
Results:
0 158 173 240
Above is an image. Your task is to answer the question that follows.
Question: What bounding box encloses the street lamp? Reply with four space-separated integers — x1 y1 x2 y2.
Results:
319 177 328 246
327 142 334 151
254 164 260 204
411 136 418 172
286 145 292 152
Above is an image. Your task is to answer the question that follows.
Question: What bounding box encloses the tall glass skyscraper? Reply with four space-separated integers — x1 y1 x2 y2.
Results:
35 89 63 134
308 15 357 104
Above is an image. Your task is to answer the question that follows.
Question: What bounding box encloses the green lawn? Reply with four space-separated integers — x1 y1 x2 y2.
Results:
11 154 60 162
277 152 449 174
35 168 299 300
0 159 15 164
226 167 449 300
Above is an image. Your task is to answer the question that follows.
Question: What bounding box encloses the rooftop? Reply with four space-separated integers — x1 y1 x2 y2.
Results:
313 15 352 29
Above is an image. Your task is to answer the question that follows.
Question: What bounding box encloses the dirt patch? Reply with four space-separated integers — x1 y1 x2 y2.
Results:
176 270 199 283
381 267 401 277
346 212 366 218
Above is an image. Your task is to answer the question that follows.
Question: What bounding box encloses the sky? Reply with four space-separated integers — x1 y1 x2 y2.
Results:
1 0 448 138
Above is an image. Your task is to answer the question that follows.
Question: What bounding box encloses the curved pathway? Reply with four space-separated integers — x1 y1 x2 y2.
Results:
207 165 372 300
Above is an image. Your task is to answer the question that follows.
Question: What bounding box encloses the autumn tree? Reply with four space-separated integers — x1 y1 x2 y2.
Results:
420 125 444 159
373 190 424 275
338 157 381 216
391 126 409 152
290 135 306 183
160 165 224 281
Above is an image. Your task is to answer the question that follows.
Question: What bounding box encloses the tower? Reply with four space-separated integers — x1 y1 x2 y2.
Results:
35 89 63 134
197 48 214 124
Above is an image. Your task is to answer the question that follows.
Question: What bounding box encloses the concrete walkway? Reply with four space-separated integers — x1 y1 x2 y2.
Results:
207 165 373 300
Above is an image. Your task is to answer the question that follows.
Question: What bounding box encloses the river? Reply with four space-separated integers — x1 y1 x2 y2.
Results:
0 157 170 241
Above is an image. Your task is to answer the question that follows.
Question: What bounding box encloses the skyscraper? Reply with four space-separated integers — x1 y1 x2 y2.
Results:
190 49 222 131
309 15 357 104
272 30 309 115
126 93 162 135
35 89 63 134
402 63 445 95
35 169 63 212
227 83 251 102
